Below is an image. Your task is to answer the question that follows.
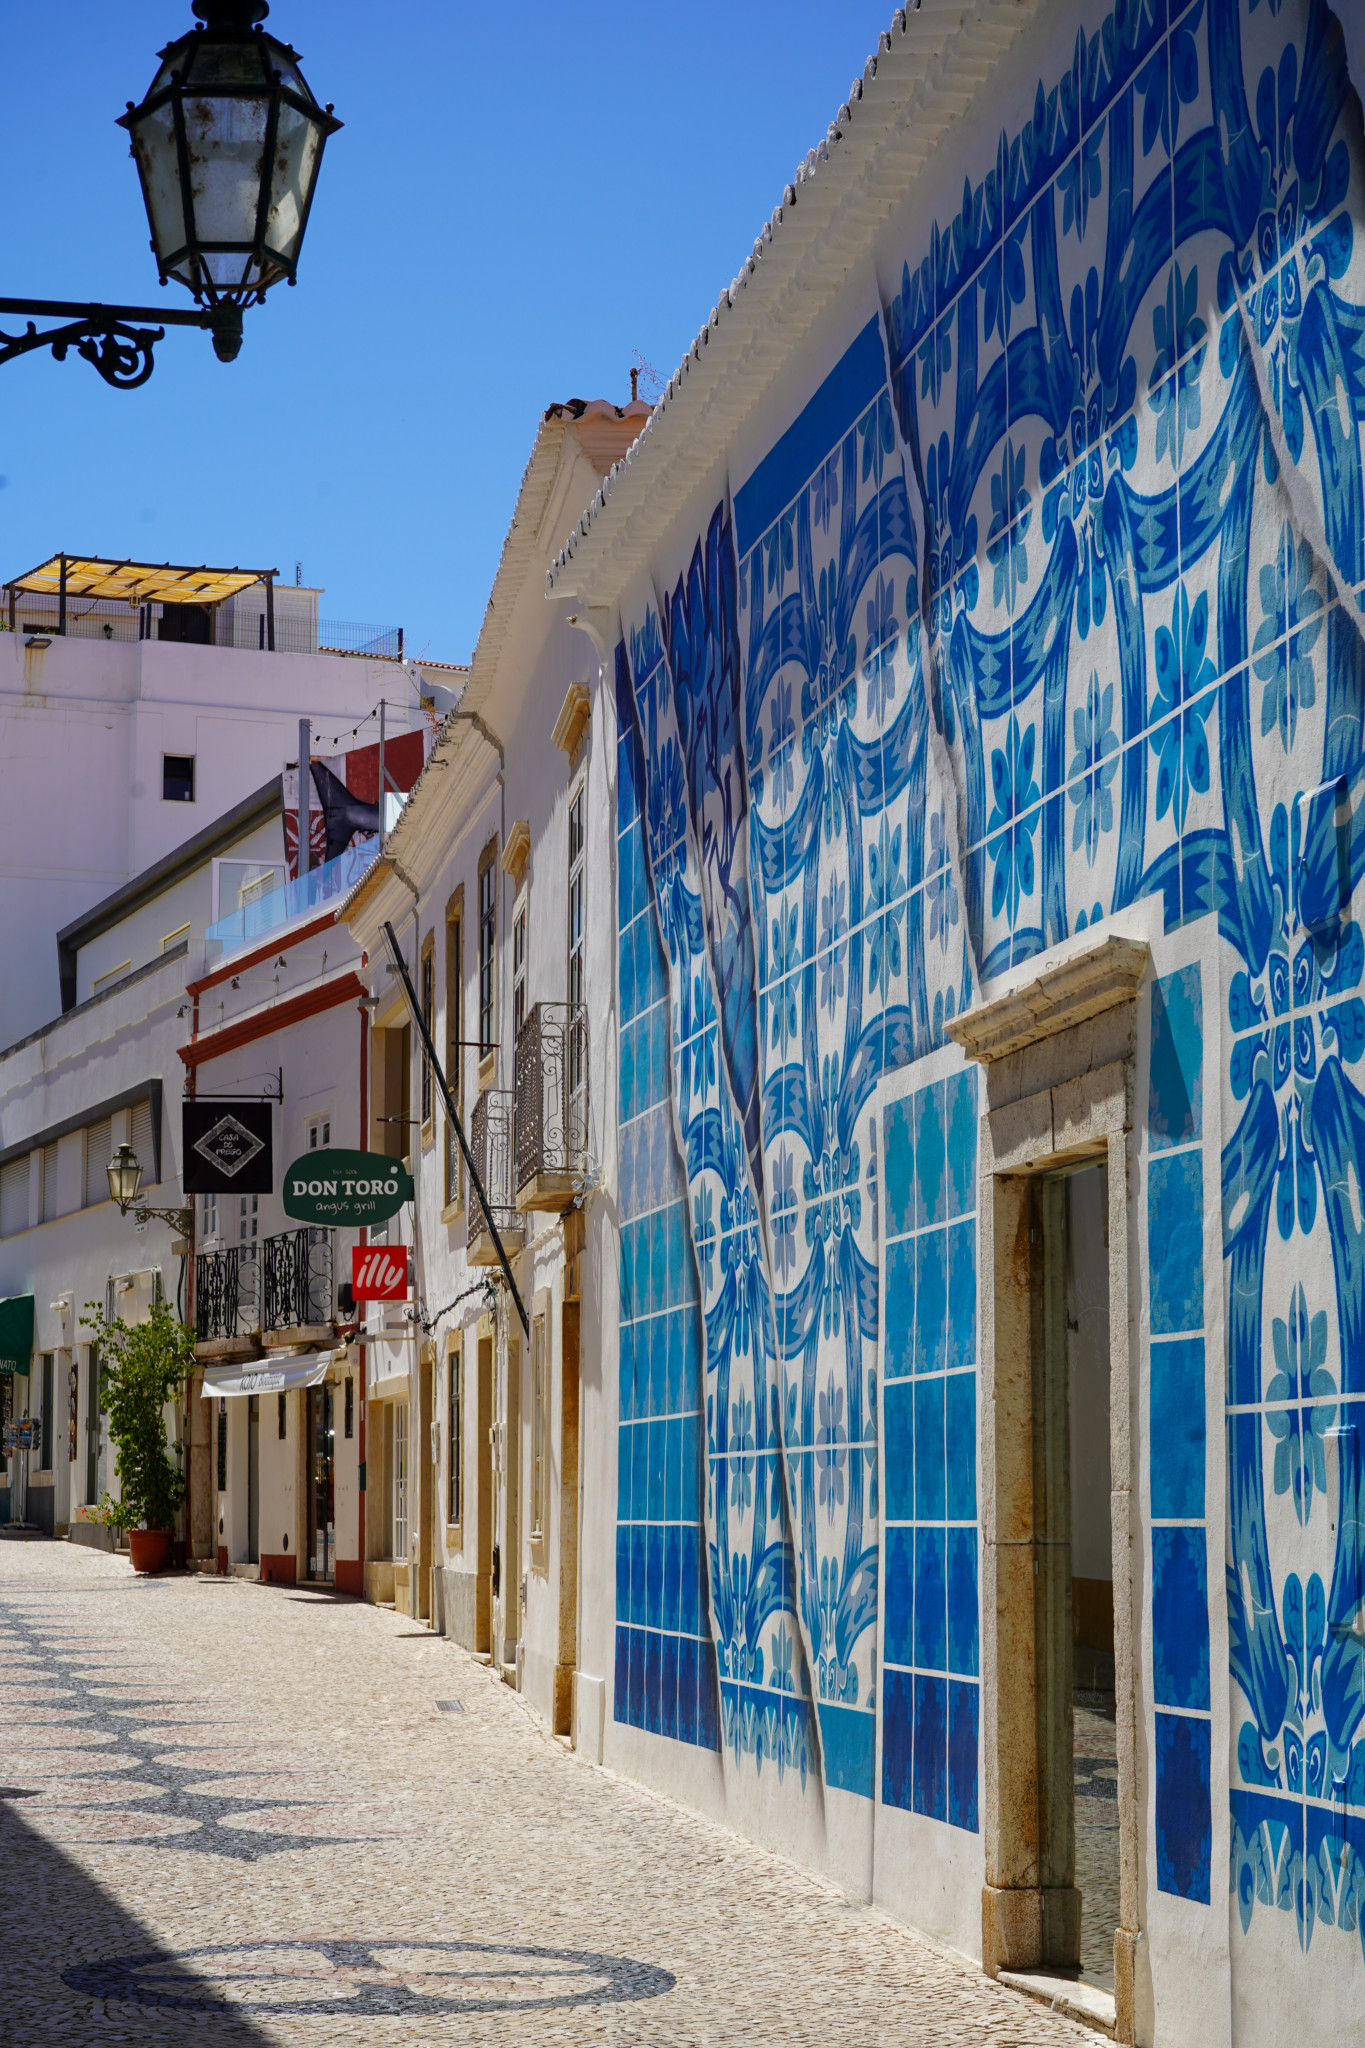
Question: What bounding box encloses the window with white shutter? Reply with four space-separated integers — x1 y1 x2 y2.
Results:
84 1119 112 1208
0 1157 28 1238
129 1099 156 1186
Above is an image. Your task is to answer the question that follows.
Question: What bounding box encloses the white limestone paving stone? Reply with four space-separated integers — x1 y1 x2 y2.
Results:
0 1540 1096 2046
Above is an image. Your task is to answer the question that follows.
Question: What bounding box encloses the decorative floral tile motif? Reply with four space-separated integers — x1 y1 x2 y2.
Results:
618 606 816 1786
614 661 720 1756
606 0 1365 1948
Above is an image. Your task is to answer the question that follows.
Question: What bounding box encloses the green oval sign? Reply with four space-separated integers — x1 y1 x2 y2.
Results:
282 1148 414 1226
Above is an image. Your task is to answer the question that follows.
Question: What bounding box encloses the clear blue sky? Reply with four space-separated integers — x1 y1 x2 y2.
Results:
0 2 895 663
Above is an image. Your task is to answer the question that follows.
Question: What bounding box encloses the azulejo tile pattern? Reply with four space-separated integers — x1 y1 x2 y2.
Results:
1147 964 1213 1902
615 666 721 1753
880 1068 980 1832
611 0 1365 1959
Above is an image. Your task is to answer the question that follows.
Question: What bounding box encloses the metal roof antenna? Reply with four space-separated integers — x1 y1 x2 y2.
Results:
630 365 639 403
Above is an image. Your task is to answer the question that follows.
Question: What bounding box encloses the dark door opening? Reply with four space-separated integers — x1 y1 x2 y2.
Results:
306 1383 335 1582
85 1348 100 1506
1032 1160 1117 1993
247 1394 260 1565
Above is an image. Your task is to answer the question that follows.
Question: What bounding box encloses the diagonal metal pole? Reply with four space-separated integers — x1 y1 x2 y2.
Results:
382 919 529 1336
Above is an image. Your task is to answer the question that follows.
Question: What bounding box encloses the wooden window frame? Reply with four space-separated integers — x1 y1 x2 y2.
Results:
420 930 436 1143
477 836 498 1083
444 888 465 1216
446 1334 463 1544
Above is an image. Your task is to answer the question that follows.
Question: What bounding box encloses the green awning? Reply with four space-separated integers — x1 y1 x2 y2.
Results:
0 1296 34 1375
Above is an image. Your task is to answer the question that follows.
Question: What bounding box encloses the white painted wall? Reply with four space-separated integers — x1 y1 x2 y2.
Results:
0 629 419 1046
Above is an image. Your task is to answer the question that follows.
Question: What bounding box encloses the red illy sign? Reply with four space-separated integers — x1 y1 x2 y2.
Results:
352 1246 408 1301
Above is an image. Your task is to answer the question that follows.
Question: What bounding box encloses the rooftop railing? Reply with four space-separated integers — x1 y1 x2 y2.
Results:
4 602 403 658
204 840 379 960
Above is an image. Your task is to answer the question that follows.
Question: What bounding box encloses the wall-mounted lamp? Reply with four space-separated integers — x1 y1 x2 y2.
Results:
24 635 52 649
107 1141 193 1237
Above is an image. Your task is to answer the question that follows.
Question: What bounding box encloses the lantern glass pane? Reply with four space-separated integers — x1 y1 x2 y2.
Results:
184 92 270 245
264 102 322 264
129 101 188 270
185 39 269 88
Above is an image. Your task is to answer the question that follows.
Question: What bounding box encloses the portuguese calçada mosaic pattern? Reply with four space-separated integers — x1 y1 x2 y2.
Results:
612 0 1365 1970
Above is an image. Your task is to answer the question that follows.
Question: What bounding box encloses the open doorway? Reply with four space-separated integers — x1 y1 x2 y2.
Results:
305 1383 334 1583
246 1392 259 1564
1034 1162 1118 1992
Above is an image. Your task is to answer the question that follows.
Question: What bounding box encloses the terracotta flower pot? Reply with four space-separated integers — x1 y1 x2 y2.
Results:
128 1528 174 1575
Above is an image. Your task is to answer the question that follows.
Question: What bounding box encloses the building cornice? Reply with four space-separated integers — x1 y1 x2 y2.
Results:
546 0 1040 606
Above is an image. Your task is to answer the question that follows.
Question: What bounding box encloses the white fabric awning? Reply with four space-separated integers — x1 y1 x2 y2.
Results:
203 1352 334 1398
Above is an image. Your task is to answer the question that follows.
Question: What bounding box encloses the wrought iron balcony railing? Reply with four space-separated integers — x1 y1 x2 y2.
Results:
263 1227 334 1333
195 1243 262 1343
514 1001 590 1212
468 1089 523 1265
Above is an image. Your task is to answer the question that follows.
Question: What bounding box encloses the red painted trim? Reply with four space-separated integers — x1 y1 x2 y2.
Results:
187 906 340 997
335 1559 362 1596
260 1552 297 1586
179 973 365 1067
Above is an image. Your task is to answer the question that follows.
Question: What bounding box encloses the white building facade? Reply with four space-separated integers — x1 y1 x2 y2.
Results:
0 553 408 1047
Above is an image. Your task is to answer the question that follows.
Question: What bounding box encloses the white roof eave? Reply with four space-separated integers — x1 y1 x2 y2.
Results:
545 0 1040 607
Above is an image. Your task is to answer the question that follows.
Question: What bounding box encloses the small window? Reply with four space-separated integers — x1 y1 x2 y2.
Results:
0 1157 30 1239
277 1392 287 1440
84 1118 112 1209
199 1191 219 1243
420 940 435 1125
307 1117 331 1151
238 1194 258 1244
92 960 133 995
568 780 586 1107
40 1142 60 1224
479 854 497 1053
447 1344 462 1523
445 906 463 1206
162 755 195 803
161 922 191 953
130 1097 156 1185
513 903 527 1040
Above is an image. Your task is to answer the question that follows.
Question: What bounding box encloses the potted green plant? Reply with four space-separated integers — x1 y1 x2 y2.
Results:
81 1297 194 1574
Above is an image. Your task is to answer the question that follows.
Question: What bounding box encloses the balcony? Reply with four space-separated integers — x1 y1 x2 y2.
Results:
515 1002 590 1213
194 1244 263 1358
203 839 380 963
195 1229 334 1358
467 1089 523 1266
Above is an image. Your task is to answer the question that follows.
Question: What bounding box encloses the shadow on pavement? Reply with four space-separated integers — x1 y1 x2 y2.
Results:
0 1797 273 2047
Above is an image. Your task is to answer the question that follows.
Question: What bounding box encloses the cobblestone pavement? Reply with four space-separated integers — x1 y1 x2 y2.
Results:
0 1541 1097 2047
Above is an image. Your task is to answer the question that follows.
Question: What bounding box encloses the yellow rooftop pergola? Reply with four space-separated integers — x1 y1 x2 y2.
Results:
6 553 276 611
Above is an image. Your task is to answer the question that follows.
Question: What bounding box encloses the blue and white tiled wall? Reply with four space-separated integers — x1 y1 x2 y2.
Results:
880 1067 980 1832
1147 964 1212 1903
604 0 1365 1993
614 645 720 1752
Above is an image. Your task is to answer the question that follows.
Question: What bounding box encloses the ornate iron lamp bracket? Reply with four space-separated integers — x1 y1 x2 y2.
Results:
0 298 240 389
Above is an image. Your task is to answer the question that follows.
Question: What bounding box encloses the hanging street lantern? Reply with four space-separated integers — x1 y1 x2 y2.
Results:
0 0 340 388
107 1144 145 1213
108 1144 194 1238
119 0 342 363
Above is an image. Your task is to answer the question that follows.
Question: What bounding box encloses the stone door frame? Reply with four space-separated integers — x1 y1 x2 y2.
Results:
949 933 1147 2043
